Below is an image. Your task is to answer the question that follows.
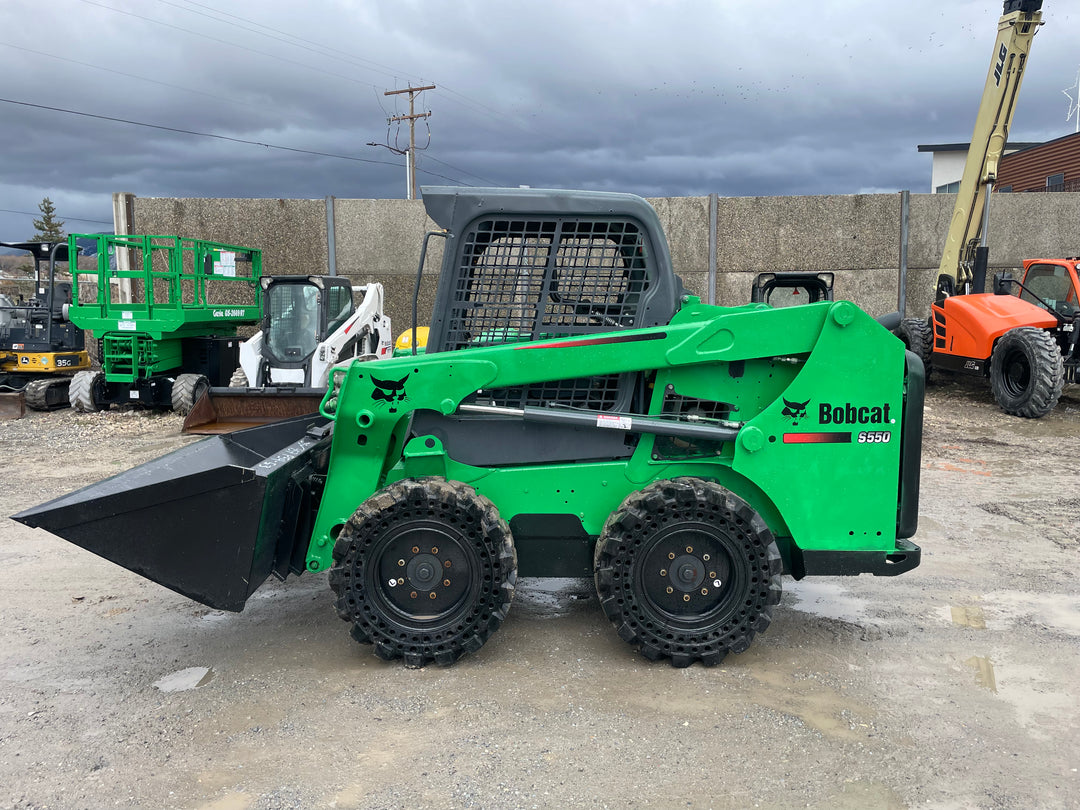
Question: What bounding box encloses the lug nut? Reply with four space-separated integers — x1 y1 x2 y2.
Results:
701 588 708 595
398 559 405 567
431 547 439 554
660 569 667 577
668 552 675 560
685 546 693 553
397 578 405 586
683 594 691 602
411 546 419 554
443 579 451 587
443 560 452 568
703 554 710 561
429 592 437 600
410 591 418 599
666 586 673 594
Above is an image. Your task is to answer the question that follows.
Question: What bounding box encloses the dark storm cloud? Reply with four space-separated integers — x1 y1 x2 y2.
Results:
1 0 1075 240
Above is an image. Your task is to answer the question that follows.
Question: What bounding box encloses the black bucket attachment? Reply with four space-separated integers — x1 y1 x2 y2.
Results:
13 414 332 611
182 386 327 435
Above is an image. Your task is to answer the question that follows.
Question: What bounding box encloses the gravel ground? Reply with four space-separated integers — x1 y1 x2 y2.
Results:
0 376 1078 810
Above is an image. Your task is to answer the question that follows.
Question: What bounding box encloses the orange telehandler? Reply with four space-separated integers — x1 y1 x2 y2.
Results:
898 0 1077 418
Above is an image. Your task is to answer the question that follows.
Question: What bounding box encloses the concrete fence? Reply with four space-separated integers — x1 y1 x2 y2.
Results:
128 190 1080 339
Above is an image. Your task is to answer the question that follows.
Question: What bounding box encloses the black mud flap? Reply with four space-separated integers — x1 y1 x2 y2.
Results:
13 415 332 612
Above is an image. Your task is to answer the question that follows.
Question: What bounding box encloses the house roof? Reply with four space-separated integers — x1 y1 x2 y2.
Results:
917 142 1041 153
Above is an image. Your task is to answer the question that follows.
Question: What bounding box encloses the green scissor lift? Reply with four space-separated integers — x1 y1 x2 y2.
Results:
65 234 262 413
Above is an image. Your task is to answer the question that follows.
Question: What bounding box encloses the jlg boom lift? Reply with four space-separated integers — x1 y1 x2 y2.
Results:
16 187 924 669
900 0 1078 418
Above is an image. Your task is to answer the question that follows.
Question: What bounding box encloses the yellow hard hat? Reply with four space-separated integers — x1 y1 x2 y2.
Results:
395 326 430 350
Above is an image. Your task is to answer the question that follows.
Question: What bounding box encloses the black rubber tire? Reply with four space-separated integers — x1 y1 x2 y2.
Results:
228 367 248 388
897 318 933 380
329 478 517 667
171 373 210 415
68 370 104 413
594 477 782 668
24 379 67 411
989 327 1064 418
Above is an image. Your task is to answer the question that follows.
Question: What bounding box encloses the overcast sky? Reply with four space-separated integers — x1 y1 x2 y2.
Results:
1 0 1077 241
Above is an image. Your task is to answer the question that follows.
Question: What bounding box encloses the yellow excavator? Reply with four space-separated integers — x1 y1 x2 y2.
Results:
0 240 91 417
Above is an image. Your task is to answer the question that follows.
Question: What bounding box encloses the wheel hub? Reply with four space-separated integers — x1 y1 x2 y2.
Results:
641 528 734 619
669 554 706 592
406 554 441 590
375 527 471 621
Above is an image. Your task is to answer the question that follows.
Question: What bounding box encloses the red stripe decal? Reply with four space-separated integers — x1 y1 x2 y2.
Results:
783 432 852 444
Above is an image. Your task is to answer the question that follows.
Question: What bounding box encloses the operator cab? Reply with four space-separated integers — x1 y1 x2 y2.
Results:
261 276 355 370
1018 262 1079 319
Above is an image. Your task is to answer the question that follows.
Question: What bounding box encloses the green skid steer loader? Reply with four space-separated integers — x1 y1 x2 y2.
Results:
15 187 923 668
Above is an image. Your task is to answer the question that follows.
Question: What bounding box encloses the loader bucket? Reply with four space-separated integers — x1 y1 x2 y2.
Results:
13 414 332 612
181 386 327 435
0 391 26 420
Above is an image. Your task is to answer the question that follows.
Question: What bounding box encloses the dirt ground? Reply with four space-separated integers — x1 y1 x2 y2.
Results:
0 376 1078 810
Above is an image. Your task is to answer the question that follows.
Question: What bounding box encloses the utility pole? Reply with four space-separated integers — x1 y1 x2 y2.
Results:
384 85 435 200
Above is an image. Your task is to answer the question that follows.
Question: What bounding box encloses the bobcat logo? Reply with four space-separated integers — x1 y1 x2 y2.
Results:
371 374 410 413
781 397 809 425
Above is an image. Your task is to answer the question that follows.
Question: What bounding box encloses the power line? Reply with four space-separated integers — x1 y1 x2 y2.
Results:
1 97 474 187
77 0 384 92
0 41 266 113
157 0 424 84
421 154 501 186
0 98 405 168
0 208 113 226
147 0 531 134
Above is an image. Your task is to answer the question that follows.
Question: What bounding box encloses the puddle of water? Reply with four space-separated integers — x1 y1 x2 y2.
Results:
991 660 1077 740
196 794 252 810
153 666 215 692
984 590 1080 636
785 579 868 623
964 655 997 693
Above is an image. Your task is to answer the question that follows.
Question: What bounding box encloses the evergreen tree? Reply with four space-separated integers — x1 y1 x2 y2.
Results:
31 197 65 242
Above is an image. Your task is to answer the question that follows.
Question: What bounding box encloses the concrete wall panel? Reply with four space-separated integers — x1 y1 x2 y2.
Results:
647 196 710 279
129 190 1080 333
716 194 901 273
134 198 328 280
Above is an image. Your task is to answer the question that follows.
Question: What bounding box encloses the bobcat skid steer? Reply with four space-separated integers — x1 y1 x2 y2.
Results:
182 275 392 433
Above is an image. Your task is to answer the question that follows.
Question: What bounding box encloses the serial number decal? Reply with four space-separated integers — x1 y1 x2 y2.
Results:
857 431 891 444
213 308 246 318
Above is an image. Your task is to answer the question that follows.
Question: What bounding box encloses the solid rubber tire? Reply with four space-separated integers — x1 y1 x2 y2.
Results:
989 327 1063 418
594 477 782 668
329 478 517 667
171 373 209 415
897 318 933 380
68 370 103 413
